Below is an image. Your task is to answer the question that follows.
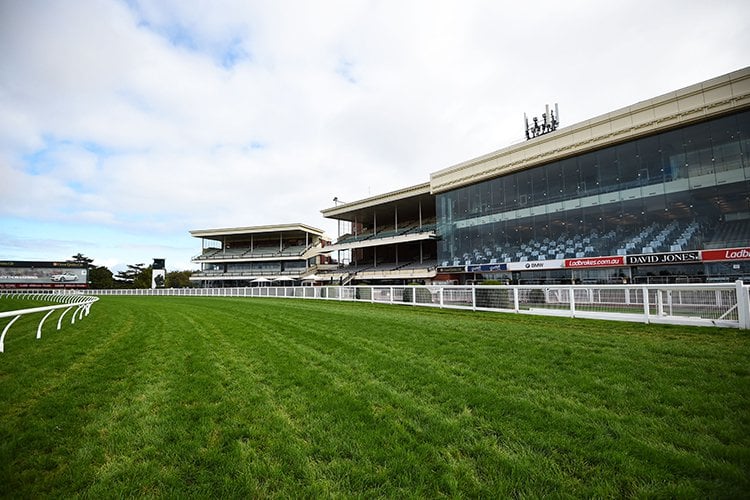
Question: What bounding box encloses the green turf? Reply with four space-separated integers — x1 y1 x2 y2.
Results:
0 295 59 312
1 296 748 497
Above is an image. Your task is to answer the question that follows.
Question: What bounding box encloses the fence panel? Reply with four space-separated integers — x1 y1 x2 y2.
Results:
56 281 750 329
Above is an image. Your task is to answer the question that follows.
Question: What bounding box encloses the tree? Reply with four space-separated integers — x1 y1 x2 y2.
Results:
89 266 114 289
166 270 195 288
68 253 94 266
133 266 152 289
115 263 146 287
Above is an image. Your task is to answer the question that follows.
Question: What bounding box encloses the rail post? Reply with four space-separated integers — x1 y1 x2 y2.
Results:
737 280 750 330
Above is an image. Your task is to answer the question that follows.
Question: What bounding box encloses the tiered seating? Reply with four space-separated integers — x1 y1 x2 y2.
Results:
335 218 437 245
397 259 438 270
446 219 710 266
613 221 701 255
194 248 221 260
706 219 750 248
279 244 309 256
244 245 278 256
669 221 701 251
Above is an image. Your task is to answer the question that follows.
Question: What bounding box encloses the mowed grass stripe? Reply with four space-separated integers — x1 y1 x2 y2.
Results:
1 295 748 497
233 299 748 496
174 299 452 495
179 299 527 496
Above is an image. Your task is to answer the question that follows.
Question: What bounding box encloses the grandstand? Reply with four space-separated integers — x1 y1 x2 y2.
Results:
189 224 330 286
319 183 439 284
190 68 749 286
319 67 750 285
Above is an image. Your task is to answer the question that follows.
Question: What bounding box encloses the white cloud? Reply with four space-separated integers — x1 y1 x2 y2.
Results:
1 0 748 270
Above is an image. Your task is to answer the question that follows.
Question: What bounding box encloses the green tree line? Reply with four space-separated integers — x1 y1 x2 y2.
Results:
69 253 195 289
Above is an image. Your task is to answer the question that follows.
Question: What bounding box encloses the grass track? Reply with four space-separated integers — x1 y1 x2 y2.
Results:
1 296 749 497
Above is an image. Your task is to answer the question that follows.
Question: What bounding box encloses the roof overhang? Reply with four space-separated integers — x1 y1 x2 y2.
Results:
190 223 325 240
431 66 750 194
321 182 432 221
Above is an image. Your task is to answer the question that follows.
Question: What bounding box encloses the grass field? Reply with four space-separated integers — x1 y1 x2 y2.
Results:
1 295 748 497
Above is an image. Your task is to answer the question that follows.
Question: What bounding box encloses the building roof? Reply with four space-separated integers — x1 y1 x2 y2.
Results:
320 182 432 222
430 66 750 194
190 223 325 240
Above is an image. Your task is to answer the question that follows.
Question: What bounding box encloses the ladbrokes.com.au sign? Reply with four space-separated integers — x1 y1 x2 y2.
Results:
565 256 625 268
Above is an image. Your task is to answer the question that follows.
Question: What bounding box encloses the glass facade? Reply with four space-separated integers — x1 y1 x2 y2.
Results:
437 110 750 282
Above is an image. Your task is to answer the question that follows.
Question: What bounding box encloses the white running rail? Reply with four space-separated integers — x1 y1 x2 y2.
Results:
0 292 99 353
83 281 750 330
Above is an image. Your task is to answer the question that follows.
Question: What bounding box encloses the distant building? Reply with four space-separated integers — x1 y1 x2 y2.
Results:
319 67 750 285
193 67 750 286
189 224 330 287
320 183 438 285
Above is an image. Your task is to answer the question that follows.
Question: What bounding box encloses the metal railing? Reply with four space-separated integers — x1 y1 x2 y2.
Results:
83 281 750 329
0 292 99 353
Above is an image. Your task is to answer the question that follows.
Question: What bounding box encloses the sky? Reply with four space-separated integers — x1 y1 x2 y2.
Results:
1 0 748 272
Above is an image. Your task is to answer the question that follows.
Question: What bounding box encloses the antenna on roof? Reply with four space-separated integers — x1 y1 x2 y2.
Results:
524 103 560 140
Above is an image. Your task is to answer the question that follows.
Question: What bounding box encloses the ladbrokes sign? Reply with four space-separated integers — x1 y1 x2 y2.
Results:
625 251 700 265
565 256 625 268
702 247 750 262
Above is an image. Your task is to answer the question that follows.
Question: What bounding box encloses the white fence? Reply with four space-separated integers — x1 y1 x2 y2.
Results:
85 281 750 330
0 291 99 352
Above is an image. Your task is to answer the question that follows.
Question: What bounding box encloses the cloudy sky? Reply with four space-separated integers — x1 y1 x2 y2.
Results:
1 0 748 272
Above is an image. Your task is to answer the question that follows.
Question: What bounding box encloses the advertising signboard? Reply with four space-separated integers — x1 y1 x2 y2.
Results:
565 256 625 268
625 251 700 266
438 247 750 279
701 247 750 262
506 259 565 271
0 261 88 288
466 263 508 272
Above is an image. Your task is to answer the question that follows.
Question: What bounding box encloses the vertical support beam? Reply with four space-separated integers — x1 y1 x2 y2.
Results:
569 286 575 317
657 290 664 316
737 280 750 330
642 287 650 323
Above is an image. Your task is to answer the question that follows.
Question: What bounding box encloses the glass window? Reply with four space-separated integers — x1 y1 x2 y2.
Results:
683 121 715 181
546 160 564 203
436 110 749 266
530 164 548 206
617 141 640 188
596 147 619 194
636 135 662 185
659 128 686 180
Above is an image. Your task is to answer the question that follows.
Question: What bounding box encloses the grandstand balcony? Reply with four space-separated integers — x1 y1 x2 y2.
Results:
324 223 437 252
189 223 331 287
